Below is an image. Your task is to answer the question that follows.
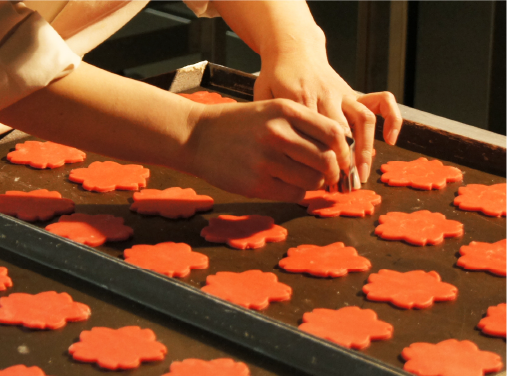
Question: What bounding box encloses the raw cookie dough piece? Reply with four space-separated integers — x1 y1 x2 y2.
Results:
45 213 133 247
299 189 381 218
478 303 506 338
457 239 506 276
0 267 12 291
163 358 250 376
0 190 74 222
454 183 506 217
179 91 237 104
299 306 393 349
69 326 167 370
0 365 49 376
380 157 463 190
362 269 458 309
69 161 150 192
375 210 464 246
130 187 213 219
278 242 371 278
7 141 85 169
200 215 288 249
201 270 292 310
124 242 208 278
401 339 503 376
0 291 90 330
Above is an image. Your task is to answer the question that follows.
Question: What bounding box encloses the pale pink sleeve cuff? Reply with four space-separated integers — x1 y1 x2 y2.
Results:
183 0 220 18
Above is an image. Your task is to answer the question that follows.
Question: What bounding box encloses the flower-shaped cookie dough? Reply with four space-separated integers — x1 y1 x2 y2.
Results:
454 183 506 217
0 267 12 291
201 270 292 310
69 326 167 370
179 91 237 104
124 242 208 278
130 188 214 219
163 358 250 376
45 213 133 247
200 215 288 249
299 189 381 217
0 365 49 376
457 239 506 276
0 190 74 222
69 161 150 192
0 291 90 329
380 158 463 190
278 242 371 278
402 339 503 376
299 307 393 349
362 269 458 309
375 210 464 246
7 141 86 169
478 303 506 338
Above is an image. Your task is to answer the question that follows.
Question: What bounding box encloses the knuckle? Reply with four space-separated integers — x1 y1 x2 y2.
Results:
320 150 337 171
382 91 396 102
358 108 376 124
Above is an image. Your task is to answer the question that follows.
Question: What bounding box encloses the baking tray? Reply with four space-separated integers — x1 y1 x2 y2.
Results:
0 61 505 376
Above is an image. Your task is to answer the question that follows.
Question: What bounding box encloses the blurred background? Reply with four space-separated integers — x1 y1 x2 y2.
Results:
83 1 506 135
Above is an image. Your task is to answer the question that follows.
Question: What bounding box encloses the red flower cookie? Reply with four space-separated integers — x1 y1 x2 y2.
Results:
69 161 150 192
457 239 506 276
0 190 74 222
402 339 503 376
0 291 90 329
7 141 86 169
380 158 463 190
299 189 381 217
179 91 237 104
0 365 48 376
201 270 292 310
454 183 506 217
478 303 506 338
278 242 371 278
45 213 133 247
375 210 464 246
130 188 214 219
69 326 167 370
124 242 208 278
362 269 458 309
200 215 288 249
0 267 12 291
163 358 250 376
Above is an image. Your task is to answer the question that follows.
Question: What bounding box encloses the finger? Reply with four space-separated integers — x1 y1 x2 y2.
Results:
342 98 376 183
357 91 403 146
254 77 274 102
317 97 352 137
251 176 306 203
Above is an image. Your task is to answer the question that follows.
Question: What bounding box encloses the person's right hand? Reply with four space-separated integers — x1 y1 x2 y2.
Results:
183 98 351 202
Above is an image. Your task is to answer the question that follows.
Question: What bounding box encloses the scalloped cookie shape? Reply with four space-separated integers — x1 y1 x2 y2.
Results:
0 291 90 330
69 161 150 192
299 307 393 350
124 242 208 278
7 141 86 169
130 188 214 219
299 189 381 217
478 303 506 338
0 190 74 222
163 358 250 376
202 270 292 310
0 267 12 291
69 326 167 370
200 215 288 249
457 239 506 276
380 158 463 190
0 365 49 376
402 339 503 376
179 91 237 104
375 210 464 246
278 242 371 278
363 269 458 309
454 183 506 217
45 213 133 247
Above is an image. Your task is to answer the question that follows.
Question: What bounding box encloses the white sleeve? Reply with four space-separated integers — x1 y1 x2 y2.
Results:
0 2 81 111
183 0 220 18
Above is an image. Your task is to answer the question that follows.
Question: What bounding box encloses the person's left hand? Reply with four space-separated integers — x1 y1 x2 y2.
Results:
254 46 403 183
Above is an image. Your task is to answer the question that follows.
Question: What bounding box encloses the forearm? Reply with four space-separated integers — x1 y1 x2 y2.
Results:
0 62 200 172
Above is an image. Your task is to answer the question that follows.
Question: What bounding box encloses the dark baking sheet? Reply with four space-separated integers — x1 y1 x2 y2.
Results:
0 62 505 375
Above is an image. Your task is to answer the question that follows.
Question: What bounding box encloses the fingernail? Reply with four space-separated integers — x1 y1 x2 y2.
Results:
387 129 399 145
358 163 370 183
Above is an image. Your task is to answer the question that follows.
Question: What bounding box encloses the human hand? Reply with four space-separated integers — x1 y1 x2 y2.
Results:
184 99 351 202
